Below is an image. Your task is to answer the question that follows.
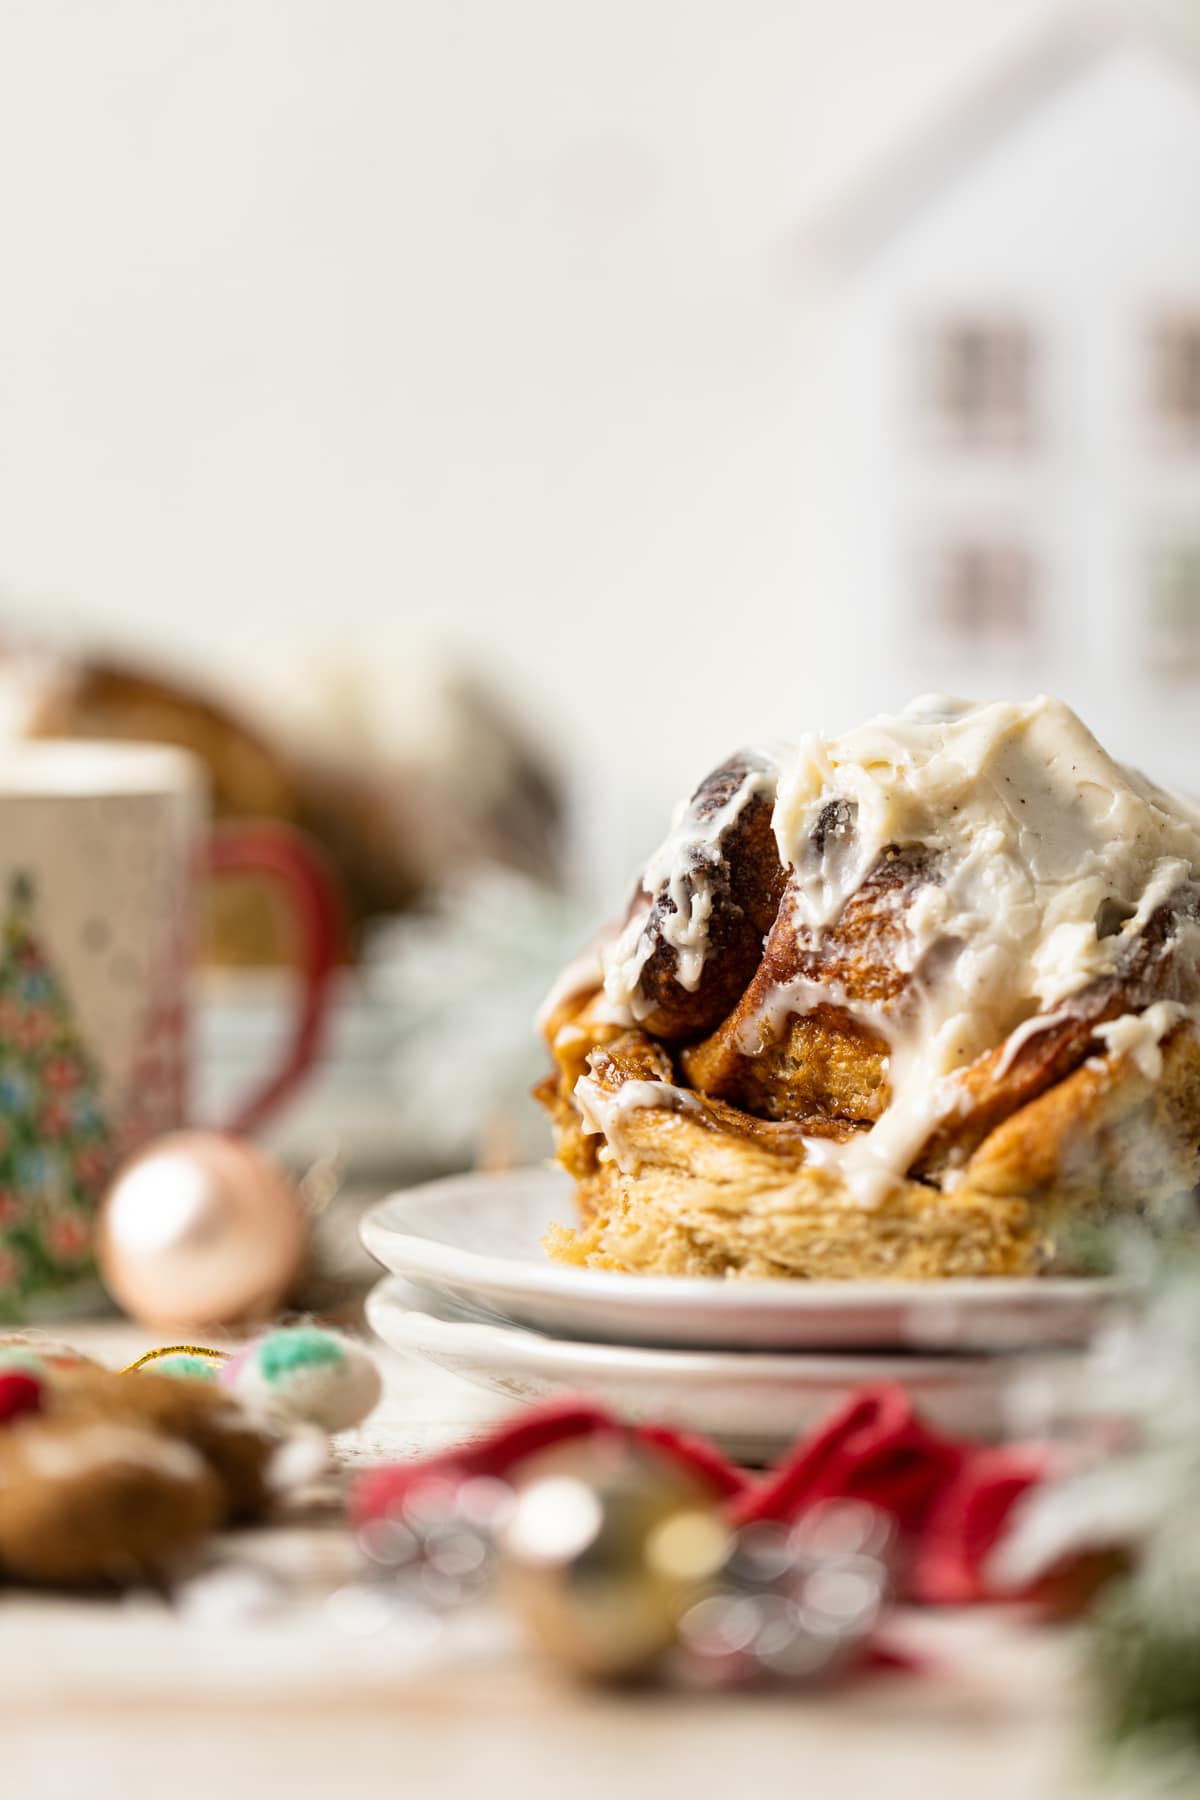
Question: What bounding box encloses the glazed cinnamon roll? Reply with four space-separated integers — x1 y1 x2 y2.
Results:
536 697 1200 1279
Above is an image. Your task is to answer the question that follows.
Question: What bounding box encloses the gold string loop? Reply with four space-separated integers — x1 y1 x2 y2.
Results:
120 1344 229 1374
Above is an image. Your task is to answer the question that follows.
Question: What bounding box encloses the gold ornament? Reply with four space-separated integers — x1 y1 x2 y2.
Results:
97 1131 307 1328
499 1440 729 1681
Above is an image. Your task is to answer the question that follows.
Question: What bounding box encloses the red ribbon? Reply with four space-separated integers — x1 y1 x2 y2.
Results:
352 1382 1058 1606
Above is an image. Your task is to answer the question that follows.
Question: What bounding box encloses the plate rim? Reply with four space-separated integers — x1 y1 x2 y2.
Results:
366 1275 1078 1381
360 1164 1128 1314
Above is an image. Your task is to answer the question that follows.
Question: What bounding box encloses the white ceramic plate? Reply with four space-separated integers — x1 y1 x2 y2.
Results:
366 1275 1081 1456
360 1166 1127 1352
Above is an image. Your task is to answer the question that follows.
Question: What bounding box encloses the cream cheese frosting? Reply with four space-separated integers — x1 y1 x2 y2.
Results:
1091 1001 1189 1082
603 754 774 1017
574 1074 703 1174
591 695 1200 1203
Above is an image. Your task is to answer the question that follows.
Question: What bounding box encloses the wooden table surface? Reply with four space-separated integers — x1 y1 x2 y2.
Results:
0 1319 1096 1800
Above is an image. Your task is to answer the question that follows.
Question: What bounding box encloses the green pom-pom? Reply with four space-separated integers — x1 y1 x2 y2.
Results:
153 1353 219 1383
258 1327 344 1384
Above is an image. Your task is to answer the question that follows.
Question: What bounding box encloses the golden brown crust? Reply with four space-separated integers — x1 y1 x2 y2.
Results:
684 1005 889 1128
962 1023 1200 1210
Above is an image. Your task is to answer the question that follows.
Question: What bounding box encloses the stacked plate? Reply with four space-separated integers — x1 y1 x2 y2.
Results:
361 1167 1123 1461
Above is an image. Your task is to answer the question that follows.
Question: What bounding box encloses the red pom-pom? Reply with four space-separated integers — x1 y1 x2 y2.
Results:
0 1370 43 1424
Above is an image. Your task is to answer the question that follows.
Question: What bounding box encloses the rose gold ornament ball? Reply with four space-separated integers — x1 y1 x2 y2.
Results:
97 1131 308 1328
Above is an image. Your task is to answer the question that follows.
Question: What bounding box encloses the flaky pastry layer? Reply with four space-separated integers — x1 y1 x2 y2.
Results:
537 997 1200 1280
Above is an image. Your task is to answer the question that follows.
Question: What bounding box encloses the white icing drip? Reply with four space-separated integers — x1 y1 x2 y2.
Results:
602 757 776 1018
797 1135 853 1170
732 974 888 1055
992 1007 1078 1079
766 695 1200 1197
574 1074 702 1175
789 1130 906 1206
1092 1001 1188 1082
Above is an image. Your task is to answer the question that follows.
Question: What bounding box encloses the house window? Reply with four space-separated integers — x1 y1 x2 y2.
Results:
924 319 1035 449
929 540 1036 654
1148 537 1200 669
1150 314 1200 446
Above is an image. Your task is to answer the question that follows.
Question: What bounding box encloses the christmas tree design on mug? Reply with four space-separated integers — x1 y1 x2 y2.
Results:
0 875 113 1316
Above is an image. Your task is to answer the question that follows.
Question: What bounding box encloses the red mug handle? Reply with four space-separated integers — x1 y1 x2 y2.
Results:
205 821 346 1136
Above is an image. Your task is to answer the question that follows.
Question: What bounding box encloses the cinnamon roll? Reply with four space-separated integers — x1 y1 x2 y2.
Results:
536 697 1200 1279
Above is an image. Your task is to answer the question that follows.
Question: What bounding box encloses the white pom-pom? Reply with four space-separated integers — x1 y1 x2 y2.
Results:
222 1327 382 1433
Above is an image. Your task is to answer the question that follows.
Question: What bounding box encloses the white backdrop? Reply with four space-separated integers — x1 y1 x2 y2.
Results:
0 0 1191 885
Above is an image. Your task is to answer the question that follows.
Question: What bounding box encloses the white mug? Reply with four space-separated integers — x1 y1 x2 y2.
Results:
0 741 340 1319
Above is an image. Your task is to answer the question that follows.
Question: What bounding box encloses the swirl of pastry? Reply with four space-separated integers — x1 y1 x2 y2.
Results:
539 697 1200 1279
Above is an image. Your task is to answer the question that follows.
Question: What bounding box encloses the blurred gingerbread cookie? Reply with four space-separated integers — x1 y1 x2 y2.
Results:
50 1367 287 1522
0 1323 380 1588
0 1412 221 1585
0 1350 313 1588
